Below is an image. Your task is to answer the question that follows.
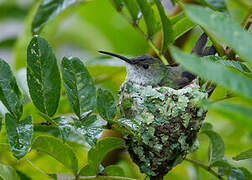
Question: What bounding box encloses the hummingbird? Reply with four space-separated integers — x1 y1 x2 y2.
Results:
98 33 216 90
97 51 195 89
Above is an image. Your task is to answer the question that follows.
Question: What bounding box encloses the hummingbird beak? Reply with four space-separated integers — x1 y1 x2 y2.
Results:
98 51 133 64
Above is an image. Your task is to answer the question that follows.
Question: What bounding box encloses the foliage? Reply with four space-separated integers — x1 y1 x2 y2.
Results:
0 0 251 180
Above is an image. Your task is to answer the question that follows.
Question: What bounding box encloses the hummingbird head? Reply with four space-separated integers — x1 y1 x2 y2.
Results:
98 51 167 86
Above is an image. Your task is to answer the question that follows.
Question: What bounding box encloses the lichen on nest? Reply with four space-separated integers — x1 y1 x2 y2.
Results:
118 80 208 177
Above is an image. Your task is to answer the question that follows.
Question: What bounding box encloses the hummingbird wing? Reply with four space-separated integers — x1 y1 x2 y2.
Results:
169 33 216 89
191 33 208 56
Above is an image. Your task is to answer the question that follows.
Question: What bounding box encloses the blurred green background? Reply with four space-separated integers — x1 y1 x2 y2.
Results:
0 0 251 179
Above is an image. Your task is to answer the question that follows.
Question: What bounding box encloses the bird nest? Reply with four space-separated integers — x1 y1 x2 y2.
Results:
118 80 208 177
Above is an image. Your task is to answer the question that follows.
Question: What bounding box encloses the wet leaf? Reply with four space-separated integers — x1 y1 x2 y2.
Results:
61 57 96 119
97 88 116 121
170 46 252 98
184 5 252 64
173 17 196 40
0 163 19 180
5 114 33 159
74 114 103 147
211 160 232 176
32 0 81 34
201 130 225 165
154 0 174 51
103 165 125 176
233 148 252 161
27 36 61 117
136 0 157 37
32 136 78 174
79 137 125 176
0 58 23 120
122 0 140 23
53 116 73 143
208 102 252 131
117 118 140 134
110 0 123 11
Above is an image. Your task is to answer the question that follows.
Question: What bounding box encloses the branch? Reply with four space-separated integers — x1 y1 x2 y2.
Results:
119 11 169 65
242 8 252 29
185 158 223 180
78 176 138 180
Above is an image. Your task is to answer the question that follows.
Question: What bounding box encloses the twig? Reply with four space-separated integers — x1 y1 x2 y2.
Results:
242 8 252 28
77 176 138 180
185 158 223 180
119 11 169 65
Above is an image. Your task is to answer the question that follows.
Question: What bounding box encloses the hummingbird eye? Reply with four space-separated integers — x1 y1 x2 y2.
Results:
142 64 149 69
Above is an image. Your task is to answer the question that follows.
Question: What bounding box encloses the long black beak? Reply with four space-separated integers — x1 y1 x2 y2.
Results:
98 51 132 64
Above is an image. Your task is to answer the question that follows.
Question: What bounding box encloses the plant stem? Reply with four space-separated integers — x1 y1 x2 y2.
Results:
77 176 138 180
241 8 252 28
185 158 223 180
120 11 169 65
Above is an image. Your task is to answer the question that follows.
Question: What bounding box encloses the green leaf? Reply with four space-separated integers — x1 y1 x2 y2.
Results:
136 0 157 37
117 118 140 134
16 170 31 180
0 116 2 132
0 58 23 120
211 160 232 176
32 136 78 174
53 116 72 143
233 148 252 161
204 55 251 73
200 122 213 131
224 0 250 24
97 88 116 121
170 12 185 25
208 102 252 131
61 57 96 118
74 114 103 147
170 46 252 98
154 0 174 51
201 130 225 165
197 0 227 11
173 17 196 40
239 167 252 180
27 36 61 117
5 114 33 159
0 163 19 180
228 166 246 180
184 5 252 64
103 165 125 177
32 0 81 34
79 137 125 176
110 0 123 11
122 0 140 23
